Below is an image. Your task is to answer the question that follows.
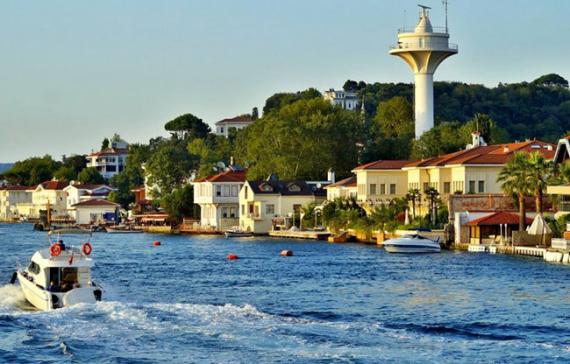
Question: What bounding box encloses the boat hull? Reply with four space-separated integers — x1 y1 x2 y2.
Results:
383 236 441 254
225 232 253 238
18 272 51 311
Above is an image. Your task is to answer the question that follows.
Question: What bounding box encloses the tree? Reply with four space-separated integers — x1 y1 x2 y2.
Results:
77 167 106 184
526 152 554 214
160 185 197 224
238 98 362 180
187 135 232 177
424 186 440 226
145 142 193 195
459 113 509 145
1 155 61 186
497 152 533 230
252 107 259 120
406 189 421 220
262 88 322 115
532 73 569 88
101 138 110 151
164 113 210 140
411 122 466 160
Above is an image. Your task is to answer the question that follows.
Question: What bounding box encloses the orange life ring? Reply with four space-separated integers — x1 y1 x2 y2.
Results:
50 243 62 257
82 242 92 256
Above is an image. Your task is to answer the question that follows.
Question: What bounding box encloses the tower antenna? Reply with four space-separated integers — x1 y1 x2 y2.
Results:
442 0 449 33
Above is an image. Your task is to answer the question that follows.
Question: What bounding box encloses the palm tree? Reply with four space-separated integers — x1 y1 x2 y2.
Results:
406 189 421 220
526 152 553 214
424 186 440 226
497 152 532 231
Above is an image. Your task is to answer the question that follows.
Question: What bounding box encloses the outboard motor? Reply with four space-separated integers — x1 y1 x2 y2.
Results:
9 272 17 284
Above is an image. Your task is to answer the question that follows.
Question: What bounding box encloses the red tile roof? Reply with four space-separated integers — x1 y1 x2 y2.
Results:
88 148 128 157
72 199 119 208
194 169 247 183
39 181 69 190
215 115 254 125
0 185 31 191
325 176 357 189
353 160 412 171
466 211 533 226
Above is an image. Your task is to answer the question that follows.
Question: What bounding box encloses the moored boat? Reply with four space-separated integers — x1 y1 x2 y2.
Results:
383 234 441 253
105 226 143 234
15 238 102 311
224 226 253 238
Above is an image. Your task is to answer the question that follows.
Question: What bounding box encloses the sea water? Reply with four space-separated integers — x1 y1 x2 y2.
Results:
1 223 570 363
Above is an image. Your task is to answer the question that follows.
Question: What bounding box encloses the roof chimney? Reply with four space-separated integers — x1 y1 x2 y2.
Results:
327 168 336 183
466 131 487 149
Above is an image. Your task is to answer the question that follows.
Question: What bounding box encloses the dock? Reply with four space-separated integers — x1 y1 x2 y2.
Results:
268 230 331 240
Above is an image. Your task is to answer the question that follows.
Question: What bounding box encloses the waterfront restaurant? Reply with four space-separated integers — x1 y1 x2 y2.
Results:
467 211 532 245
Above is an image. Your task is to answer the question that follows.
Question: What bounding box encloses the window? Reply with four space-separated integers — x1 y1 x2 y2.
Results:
423 182 429 192
216 185 222 197
443 182 451 194
249 204 254 214
287 183 301 192
390 184 396 194
231 186 238 197
222 207 228 218
468 180 476 194
478 181 485 193
230 207 236 218
380 184 386 195
260 183 273 192
266 204 275 215
28 261 40 275
221 127 224 133
370 184 377 195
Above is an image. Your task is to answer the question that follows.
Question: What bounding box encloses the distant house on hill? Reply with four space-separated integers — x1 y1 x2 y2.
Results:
86 138 129 179
214 115 254 138
323 89 359 110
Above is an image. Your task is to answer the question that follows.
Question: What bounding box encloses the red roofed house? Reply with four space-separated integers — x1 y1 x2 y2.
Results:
324 176 358 201
466 211 533 245
31 180 70 219
71 199 120 225
63 183 117 211
86 138 129 179
191 168 247 231
353 133 555 215
214 115 254 138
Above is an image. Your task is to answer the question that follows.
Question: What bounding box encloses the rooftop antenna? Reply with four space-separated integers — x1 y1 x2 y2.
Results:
442 0 449 33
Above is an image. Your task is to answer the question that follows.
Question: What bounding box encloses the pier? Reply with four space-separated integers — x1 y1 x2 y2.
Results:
268 230 331 240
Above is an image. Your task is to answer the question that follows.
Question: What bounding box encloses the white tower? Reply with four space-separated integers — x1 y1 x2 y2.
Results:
389 4 458 138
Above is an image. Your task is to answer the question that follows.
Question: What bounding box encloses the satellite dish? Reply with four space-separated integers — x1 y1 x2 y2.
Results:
216 161 226 170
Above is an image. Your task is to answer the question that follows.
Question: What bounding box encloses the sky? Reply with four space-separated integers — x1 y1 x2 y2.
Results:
1 0 569 162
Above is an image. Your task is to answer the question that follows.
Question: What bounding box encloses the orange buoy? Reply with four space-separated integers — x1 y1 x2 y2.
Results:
227 254 239 260
280 250 294 257
153 241 161 246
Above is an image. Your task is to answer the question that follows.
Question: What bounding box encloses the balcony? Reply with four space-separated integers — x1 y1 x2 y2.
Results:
398 26 449 34
390 41 458 52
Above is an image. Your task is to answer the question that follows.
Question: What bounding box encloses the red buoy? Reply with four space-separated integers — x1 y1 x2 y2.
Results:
227 254 239 260
153 241 161 246
280 250 294 257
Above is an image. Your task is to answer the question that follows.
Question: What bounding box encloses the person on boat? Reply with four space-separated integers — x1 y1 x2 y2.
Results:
60 281 71 292
73 281 81 289
57 240 66 251
48 281 60 292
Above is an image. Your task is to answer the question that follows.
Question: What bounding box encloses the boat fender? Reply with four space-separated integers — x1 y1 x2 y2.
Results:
280 250 294 257
10 272 17 284
153 241 161 246
82 242 92 256
50 243 62 257
227 254 239 260
94 289 102 301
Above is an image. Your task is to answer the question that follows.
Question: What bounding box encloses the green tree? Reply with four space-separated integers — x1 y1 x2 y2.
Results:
1 155 60 185
459 113 509 145
145 142 192 196
424 186 440 226
497 152 533 230
526 152 554 214
101 138 110 151
262 88 322 115
406 189 421 220
411 122 466 160
238 98 362 180
160 185 197 224
532 73 568 88
164 113 210 140
77 167 106 184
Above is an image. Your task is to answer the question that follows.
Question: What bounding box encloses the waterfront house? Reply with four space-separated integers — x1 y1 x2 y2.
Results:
239 176 327 234
71 199 120 225
324 176 357 201
323 89 359 110
191 168 247 232
31 180 70 219
0 185 34 221
86 138 129 179
355 134 555 214
214 115 254 138
547 136 570 214
63 183 116 211
467 211 533 245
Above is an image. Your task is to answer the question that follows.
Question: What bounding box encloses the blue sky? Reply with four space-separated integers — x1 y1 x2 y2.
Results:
1 0 569 161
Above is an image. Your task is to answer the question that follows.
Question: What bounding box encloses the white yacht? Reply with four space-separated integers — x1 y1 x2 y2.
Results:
224 226 253 238
383 234 441 253
15 239 102 311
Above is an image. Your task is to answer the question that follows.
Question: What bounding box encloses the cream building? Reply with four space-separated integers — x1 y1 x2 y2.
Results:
214 115 254 138
192 169 247 231
239 179 327 234
324 176 357 201
71 199 120 225
354 136 555 214
0 185 34 221
31 180 70 219
323 89 359 110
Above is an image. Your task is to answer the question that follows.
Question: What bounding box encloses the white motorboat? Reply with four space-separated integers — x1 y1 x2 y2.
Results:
15 238 102 311
224 226 253 238
383 234 441 253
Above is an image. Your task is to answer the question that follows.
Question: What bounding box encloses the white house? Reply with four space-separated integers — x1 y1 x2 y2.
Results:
324 176 357 201
71 199 120 225
0 185 34 221
31 180 70 219
63 183 116 210
191 169 247 231
323 89 359 110
87 138 129 179
214 115 254 138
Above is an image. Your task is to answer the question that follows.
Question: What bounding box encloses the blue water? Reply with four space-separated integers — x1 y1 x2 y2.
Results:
1 224 570 363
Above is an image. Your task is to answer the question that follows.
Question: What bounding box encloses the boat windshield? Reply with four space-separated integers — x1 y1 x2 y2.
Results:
47 267 80 293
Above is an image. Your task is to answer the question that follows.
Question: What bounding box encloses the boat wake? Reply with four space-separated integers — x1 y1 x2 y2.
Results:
0 284 32 313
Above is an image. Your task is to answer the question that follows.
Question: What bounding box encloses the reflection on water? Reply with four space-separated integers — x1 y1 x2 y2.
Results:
1 223 570 362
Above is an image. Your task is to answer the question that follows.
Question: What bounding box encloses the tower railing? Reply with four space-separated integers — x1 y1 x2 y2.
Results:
397 26 449 34
390 42 458 51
